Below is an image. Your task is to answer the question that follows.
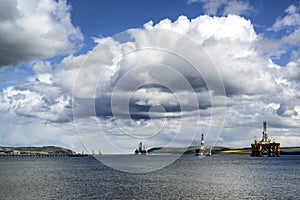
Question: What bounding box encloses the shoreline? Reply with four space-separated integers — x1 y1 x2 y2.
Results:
1 146 300 156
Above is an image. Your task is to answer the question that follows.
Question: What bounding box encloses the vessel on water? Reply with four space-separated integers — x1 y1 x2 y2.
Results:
68 153 88 157
68 151 88 157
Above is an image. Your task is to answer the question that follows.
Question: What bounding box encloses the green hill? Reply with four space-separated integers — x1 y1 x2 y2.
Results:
280 147 300 155
147 146 196 154
147 146 224 154
0 146 73 154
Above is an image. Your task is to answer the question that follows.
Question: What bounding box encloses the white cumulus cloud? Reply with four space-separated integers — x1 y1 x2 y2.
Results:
187 0 252 16
271 4 300 32
0 0 83 68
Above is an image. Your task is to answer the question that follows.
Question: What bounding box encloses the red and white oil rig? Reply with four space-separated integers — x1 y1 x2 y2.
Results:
251 121 280 157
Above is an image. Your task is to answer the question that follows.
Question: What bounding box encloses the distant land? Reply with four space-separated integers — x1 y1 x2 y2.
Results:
1 146 300 156
0 146 84 156
147 146 300 155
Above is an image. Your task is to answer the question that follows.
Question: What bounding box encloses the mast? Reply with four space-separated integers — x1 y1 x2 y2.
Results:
138 141 143 152
201 134 204 146
262 121 268 143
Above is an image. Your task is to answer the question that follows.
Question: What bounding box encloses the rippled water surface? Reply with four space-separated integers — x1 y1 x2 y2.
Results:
0 154 299 199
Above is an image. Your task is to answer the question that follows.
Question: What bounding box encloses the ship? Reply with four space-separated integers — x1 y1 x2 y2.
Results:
68 151 88 157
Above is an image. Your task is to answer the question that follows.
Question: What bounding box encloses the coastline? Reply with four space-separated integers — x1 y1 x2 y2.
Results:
0 146 88 157
1 146 300 156
147 146 300 155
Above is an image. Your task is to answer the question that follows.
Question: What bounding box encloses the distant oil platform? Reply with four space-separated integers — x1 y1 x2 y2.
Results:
195 134 211 156
251 121 280 157
92 150 103 155
135 141 147 154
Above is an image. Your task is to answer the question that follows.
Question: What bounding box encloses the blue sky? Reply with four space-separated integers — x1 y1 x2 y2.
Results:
0 0 300 153
68 0 298 62
68 0 295 34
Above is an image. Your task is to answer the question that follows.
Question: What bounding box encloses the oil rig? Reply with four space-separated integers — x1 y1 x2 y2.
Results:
135 141 147 154
251 121 280 157
195 134 211 156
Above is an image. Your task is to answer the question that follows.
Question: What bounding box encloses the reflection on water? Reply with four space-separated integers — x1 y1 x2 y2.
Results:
0 155 299 199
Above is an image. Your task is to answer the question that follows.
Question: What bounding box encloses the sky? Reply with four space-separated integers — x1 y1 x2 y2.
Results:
0 0 300 154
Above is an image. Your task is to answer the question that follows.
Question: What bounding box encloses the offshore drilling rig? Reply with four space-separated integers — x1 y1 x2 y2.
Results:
251 121 280 157
135 141 147 154
195 134 211 156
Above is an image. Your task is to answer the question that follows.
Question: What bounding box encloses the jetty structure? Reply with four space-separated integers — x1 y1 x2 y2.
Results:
135 141 147 154
195 134 211 156
251 121 280 157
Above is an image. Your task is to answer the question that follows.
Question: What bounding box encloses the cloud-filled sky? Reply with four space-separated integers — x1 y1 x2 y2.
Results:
0 0 300 153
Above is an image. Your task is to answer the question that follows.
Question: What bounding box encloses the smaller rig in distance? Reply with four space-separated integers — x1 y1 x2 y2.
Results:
135 141 147 154
195 134 211 156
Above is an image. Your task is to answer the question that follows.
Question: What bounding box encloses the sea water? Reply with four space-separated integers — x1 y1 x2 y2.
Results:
0 154 299 199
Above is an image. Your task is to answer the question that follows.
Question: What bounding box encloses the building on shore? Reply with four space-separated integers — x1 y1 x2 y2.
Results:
251 121 280 157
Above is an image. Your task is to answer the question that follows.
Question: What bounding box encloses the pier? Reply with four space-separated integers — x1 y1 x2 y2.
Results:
0 153 69 157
